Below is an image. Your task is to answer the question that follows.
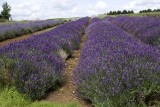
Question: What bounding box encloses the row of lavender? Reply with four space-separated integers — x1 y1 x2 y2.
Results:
74 20 160 106
0 20 64 41
106 16 160 49
0 17 89 100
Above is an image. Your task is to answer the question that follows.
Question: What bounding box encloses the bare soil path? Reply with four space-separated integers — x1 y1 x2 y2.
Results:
44 34 92 107
0 26 58 47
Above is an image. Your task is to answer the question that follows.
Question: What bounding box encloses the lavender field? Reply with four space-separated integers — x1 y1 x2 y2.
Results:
106 16 160 49
0 17 89 100
0 19 63 41
0 15 159 107
74 17 160 106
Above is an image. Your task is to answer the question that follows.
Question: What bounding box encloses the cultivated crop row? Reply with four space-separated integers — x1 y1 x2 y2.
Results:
0 17 89 100
106 16 160 49
0 20 63 41
74 20 160 106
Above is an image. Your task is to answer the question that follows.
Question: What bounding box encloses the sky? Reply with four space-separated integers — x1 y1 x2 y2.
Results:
0 0 160 20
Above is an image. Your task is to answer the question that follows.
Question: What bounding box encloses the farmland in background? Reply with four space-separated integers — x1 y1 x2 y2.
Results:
97 12 160 19
0 19 65 41
0 11 159 107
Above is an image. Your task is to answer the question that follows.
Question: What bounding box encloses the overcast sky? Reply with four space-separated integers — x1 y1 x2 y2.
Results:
0 0 160 20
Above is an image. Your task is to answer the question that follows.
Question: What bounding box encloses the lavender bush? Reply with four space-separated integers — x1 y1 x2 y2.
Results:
106 16 160 49
0 20 63 41
0 17 89 100
90 18 101 24
74 21 160 106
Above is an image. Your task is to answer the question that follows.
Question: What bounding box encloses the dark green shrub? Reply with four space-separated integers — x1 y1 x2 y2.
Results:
0 56 17 86
3 30 16 39
0 18 8 22
149 37 160 49
20 28 31 35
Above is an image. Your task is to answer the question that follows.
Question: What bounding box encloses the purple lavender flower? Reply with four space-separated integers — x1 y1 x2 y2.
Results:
0 20 63 41
107 16 160 49
0 17 89 100
74 20 160 106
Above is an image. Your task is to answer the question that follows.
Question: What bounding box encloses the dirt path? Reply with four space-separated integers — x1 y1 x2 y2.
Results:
44 34 92 107
0 26 58 47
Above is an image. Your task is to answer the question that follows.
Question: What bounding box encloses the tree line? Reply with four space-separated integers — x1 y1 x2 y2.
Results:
107 9 160 15
0 2 11 21
139 9 160 13
107 10 134 15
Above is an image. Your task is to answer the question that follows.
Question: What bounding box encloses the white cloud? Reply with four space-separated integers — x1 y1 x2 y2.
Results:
95 1 107 10
11 2 40 20
124 0 160 12
5 0 160 20
9 0 78 20
87 1 108 16
40 0 75 11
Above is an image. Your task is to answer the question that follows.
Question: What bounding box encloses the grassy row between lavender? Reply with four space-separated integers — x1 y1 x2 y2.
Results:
106 16 160 49
0 87 78 107
0 19 64 42
0 17 89 100
74 19 160 107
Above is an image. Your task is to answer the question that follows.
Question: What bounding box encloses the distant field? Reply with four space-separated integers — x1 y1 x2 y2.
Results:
51 17 80 22
97 12 160 19
0 19 63 41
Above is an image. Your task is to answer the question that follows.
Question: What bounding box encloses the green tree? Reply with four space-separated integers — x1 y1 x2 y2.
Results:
130 10 134 13
117 10 121 14
1 2 11 20
122 10 127 14
107 11 113 15
147 9 152 12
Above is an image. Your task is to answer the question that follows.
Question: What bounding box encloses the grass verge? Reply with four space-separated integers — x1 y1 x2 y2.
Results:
0 87 79 107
